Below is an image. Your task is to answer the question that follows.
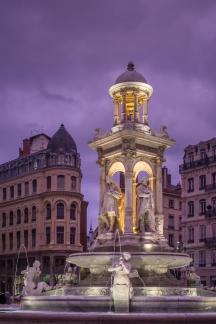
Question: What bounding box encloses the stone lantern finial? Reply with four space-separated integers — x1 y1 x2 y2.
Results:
127 61 135 71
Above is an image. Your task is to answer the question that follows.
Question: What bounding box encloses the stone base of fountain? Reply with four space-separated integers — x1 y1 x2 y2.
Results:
21 286 216 313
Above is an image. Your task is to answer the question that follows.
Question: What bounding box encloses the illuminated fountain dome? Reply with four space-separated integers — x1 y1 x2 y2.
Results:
109 61 153 133
21 63 216 316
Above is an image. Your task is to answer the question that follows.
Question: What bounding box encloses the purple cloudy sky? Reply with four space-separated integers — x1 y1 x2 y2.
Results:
0 0 216 229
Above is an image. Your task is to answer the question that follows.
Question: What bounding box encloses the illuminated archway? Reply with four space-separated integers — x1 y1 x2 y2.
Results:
108 161 125 176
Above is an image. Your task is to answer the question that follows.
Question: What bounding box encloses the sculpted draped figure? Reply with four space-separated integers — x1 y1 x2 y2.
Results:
98 176 122 235
136 178 155 233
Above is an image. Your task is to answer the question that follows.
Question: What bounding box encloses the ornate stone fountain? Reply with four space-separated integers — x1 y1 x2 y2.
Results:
21 63 216 314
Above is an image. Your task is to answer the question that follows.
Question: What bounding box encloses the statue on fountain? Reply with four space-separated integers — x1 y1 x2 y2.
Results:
21 260 51 296
136 178 155 233
98 176 122 235
108 252 133 312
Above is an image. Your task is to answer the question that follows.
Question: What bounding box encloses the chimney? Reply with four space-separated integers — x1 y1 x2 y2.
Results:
22 138 31 156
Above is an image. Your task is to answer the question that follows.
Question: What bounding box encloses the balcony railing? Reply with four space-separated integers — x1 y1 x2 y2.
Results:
179 155 216 172
187 239 194 244
199 264 206 268
204 237 216 247
205 184 216 192
205 209 216 218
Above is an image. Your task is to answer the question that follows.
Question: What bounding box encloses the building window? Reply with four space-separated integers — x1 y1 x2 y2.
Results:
179 216 182 230
9 232 13 250
199 225 206 242
56 226 64 244
71 176 77 190
188 227 194 243
24 208 28 223
188 178 194 192
32 229 36 248
212 197 216 211
212 250 216 266
32 179 37 193
57 202 64 219
70 227 76 245
57 175 65 189
168 234 174 247
200 149 206 160
43 256 50 267
2 213 6 227
168 199 174 209
70 203 77 220
188 201 194 217
188 152 194 163
168 215 174 229
10 186 14 199
24 230 28 248
17 231 21 249
9 211 13 226
32 206 36 222
16 209 21 224
2 234 6 251
33 160 38 170
212 173 216 187
3 188 7 201
213 146 216 158
46 176 51 190
46 203 51 220
55 256 65 267
25 182 29 195
199 199 206 215
179 201 182 210
46 227 51 244
199 175 206 190
212 223 216 238
17 183 22 197
199 250 206 267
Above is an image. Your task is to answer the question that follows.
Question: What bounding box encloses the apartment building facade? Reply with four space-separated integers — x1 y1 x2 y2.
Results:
180 138 216 286
162 167 182 249
0 124 88 292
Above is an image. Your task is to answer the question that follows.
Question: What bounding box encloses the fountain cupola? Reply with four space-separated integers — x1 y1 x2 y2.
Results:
109 62 153 133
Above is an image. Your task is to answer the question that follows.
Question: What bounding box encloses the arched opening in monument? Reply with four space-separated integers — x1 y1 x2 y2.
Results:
133 161 154 232
108 161 125 232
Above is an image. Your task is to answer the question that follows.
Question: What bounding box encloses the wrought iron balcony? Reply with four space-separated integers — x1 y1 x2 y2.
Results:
205 184 216 192
204 237 216 247
205 208 216 218
187 239 194 244
179 155 216 172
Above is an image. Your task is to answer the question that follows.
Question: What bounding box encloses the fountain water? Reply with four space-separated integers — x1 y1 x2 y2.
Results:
13 244 29 298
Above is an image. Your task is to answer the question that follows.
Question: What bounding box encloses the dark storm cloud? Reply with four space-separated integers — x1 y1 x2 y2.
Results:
0 0 216 227
38 83 74 103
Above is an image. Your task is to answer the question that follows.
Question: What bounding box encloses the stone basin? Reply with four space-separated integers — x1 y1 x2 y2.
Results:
66 252 192 274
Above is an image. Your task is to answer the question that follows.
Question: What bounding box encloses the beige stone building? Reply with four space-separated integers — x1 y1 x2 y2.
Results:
180 138 216 287
162 167 182 249
0 124 88 293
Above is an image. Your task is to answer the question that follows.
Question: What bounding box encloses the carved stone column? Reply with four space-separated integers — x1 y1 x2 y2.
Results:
134 91 139 122
98 159 106 215
114 98 120 125
155 158 163 236
124 168 133 234
121 92 126 122
142 99 149 125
